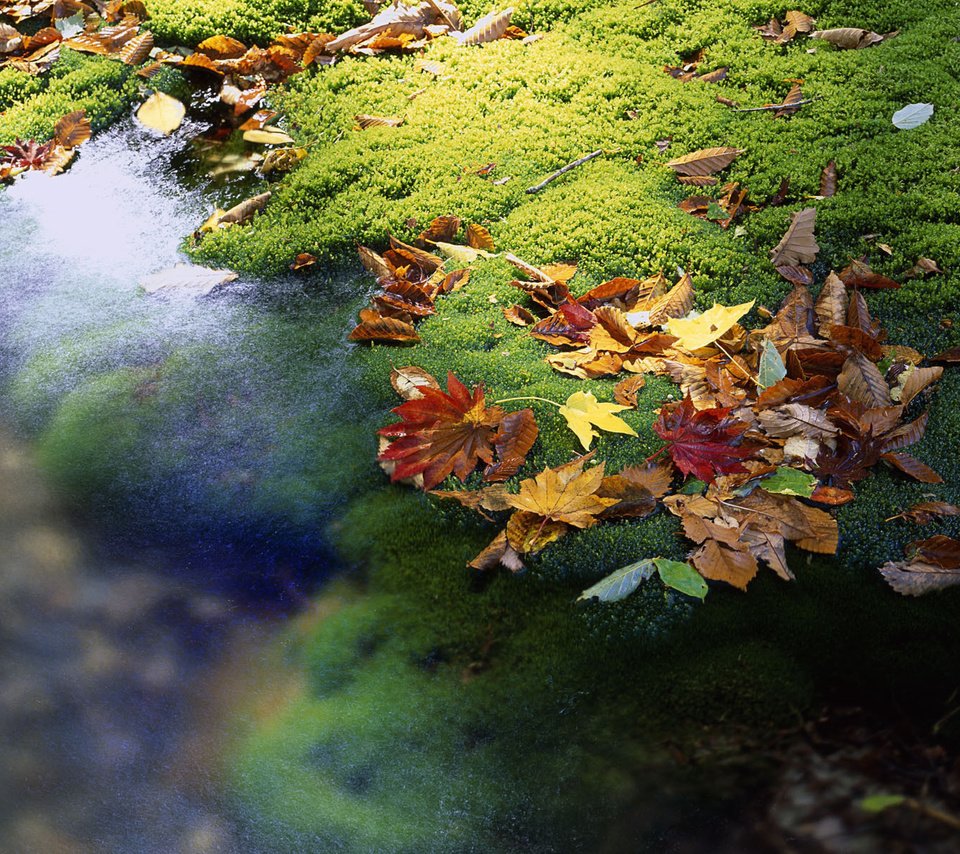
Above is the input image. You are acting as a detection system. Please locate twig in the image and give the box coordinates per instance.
[634,0,660,7]
[526,149,603,194]
[731,98,818,113]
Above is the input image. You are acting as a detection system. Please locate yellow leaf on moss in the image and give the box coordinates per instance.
[558,390,637,450]
[666,300,754,351]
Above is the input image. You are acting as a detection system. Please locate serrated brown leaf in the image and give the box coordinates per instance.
[811,27,884,49]
[647,272,694,326]
[596,475,656,519]
[757,403,839,439]
[357,245,392,279]
[889,501,960,525]
[430,483,513,513]
[828,325,884,361]
[53,110,91,149]
[483,408,538,482]
[838,352,889,407]
[465,222,495,251]
[376,280,436,317]
[820,160,837,197]
[770,207,819,267]
[882,451,942,483]
[619,459,674,499]
[196,34,248,59]
[908,535,960,569]
[355,113,404,128]
[417,215,461,245]
[218,191,271,226]
[839,257,899,289]
[881,412,928,452]
[814,271,847,332]
[456,7,514,45]
[390,366,440,400]
[692,539,758,590]
[880,559,960,596]
[775,83,804,118]
[613,374,646,407]
[118,29,152,65]
[349,314,420,344]
[667,146,742,177]
[756,375,833,409]
[896,366,942,407]
[741,527,793,580]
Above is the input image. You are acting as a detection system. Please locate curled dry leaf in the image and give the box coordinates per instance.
[455,7,514,45]
[770,207,818,267]
[888,501,960,525]
[483,408,539,482]
[390,365,440,400]
[466,222,495,251]
[811,27,884,49]
[290,252,317,271]
[354,114,404,128]
[54,110,91,148]
[882,451,943,483]
[613,374,646,408]
[819,160,836,197]
[503,304,535,326]
[349,314,420,344]
[839,258,899,289]
[667,146,742,177]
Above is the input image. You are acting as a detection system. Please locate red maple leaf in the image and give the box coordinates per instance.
[0,139,53,170]
[379,372,525,490]
[652,395,755,482]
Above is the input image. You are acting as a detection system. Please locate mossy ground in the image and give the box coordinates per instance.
[4,0,960,848]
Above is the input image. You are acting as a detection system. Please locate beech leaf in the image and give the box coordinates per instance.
[136,92,186,134]
[456,7,514,45]
[770,207,819,267]
[666,146,742,177]
[892,103,933,130]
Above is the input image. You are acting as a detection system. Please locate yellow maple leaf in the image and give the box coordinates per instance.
[506,459,618,528]
[665,300,755,351]
[558,390,637,450]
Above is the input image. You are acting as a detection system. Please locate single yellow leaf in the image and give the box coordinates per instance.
[136,91,186,135]
[558,390,637,450]
[666,301,754,351]
[242,128,295,144]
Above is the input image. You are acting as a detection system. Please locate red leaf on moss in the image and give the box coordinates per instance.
[652,395,755,483]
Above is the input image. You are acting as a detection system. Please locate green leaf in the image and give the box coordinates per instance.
[859,794,906,813]
[578,559,656,602]
[679,477,706,495]
[760,466,817,497]
[653,558,708,601]
[758,338,786,389]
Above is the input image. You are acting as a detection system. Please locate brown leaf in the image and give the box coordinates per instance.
[846,290,882,338]
[196,34,248,59]
[775,265,814,286]
[483,408,538,482]
[613,374,646,407]
[667,146,742,177]
[118,29,153,65]
[417,215,461,245]
[388,235,443,275]
[357,245,392,279]
[896,366,942,407]
[578,276,647,311]
[290,252,317,271]
[355,114,404,128]
[889,501,960,525]
[692,539,758,590]
[775,83,804,118]
[619,459,674,499]
[466,222,495,251]
[908,534,960,569]
[503,304,535,326]
[811,27,884,49]
[456,7,514,45]
[430,483,514,514]
[218,191,271,226]
[53,110,91,149]
[882,451,942,483]
[880,559,960,596]
[770,207,819,267]
[505,510,568,554]
[809,484,855,506]
[757,403,839,439]
[596,476,656,519]
[814,271,847,332]
[839,257,899,289]
[819,160,837,197]
[348,314,420,344]
[438,268,470,294]
[756,375,833,409]
[469,530,525,572]
[903,257,942,279]
[837,352,889,407]
[828,325,884,361]
[741,527,793,580]
[390,366,440,400]
[931,347,960,364]
[647,272,694,326]
[376,280,436,317]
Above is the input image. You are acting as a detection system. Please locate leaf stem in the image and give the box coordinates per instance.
[714,341,761,387]
[493,395,562,407]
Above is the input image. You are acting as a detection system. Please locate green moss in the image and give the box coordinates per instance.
[0,50,137,145]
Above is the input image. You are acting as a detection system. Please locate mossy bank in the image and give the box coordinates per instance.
[3,0,960,849]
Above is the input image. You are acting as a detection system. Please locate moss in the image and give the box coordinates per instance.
[0,50,137,145]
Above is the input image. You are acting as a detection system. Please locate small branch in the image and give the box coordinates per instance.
[493,395,561,407]
[526,149,603,194]
[731,98,818,113]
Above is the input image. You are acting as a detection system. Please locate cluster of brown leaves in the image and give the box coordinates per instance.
[0,109,90,178]
[348,216,497,343]
[754,8,895,50]
[755,10,816,44]
[663,48,727,84]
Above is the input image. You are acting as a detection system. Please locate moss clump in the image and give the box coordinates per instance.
[0,50,137,145]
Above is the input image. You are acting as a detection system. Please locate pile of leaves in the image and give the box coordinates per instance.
[0,108,90,177]
[365,219,958,601]
[348,216,500,343]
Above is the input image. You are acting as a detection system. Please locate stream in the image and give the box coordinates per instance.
[0,114,333,853]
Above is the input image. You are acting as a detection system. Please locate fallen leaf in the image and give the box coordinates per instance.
[290,252,317,271]
[882,451,943,483]
[139,263,238,296]
[354,113,404,129]
[456,7,514,45]
[757,466,817,497]
[820,160,836,196]
[507,458,618,528]
[838,353,890,407]
[466,222,495,251]
[770,207,819,267]
[578,559,656,602]
[503,304,535,326]
[666,301,754,351]
[613,374,646,407]
[666,146,742,177]
[652,395,755,482]
[54,110,90,148]
[390,365,440,400]
[483,408,539,482]
[811,27,884,49]
[888,501,960,525]
[348,314,420,344]
[468,530,525,572]
[892,103,934,130]
[692,538,758,590]
[242,128,295,144]
[558,390,637,450]
[136,92,186,134]
[880,559,960,596]
[758,338,787,389]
